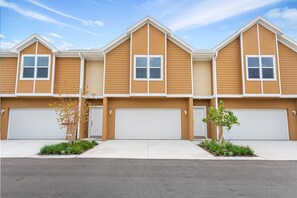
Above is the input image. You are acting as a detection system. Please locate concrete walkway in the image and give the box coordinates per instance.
[78,140,216,159]
[232,141,297,160]
[0,140,65,158]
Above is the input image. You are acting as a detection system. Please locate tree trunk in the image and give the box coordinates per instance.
[219,126,224,143]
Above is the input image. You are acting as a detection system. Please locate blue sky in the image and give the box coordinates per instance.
[1,0,297,50]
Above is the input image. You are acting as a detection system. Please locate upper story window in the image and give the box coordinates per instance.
[135,55,162,80]
[21,55,50,80]
[246,55,276,80]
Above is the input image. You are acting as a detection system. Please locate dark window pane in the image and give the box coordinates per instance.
[37,57,49,67]
[136,57,147,67]
[149,57,161,67]
[261,57,273,67]
[248,68,260,79]
[37,68,48,78]
[262,68,274,79]
[150,68,161,79]
[23,68,34,78]
[136,68,147,78]
[23,57,35,66]
[247,57,259,68]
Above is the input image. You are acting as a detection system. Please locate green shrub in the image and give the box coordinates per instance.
[39,140,98,155]
[200,139,254,156]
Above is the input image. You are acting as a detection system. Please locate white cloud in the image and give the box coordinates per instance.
[48,33,63,38]
[0,0,100,36]
[58,41,74,50]
[0,34,6,39]
[27,0,104,27]
[182,35,190,40]
[265,7,297,41]
[141,0,280,31]
[265,7,297,28]
[41,35,55,43]
[0,40,19,49]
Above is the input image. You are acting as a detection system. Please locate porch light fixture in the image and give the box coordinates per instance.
[184,110,187,115]
[293,110,297,116]
[109,109,112,115]
[1,109,5,115]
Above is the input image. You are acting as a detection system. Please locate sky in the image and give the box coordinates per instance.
[0,0,297,50]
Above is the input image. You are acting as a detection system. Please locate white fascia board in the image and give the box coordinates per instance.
[0,51,18,57]
[193,96,214,99]
[101,33,129,53]
[127,16,171,34]
[168,35,194,53]
[10,33,58,53]
[278,35,297,52]
[212,16,284,52]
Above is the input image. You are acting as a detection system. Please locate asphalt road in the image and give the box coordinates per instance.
[1,158,297,198]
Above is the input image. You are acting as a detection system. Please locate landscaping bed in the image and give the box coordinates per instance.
[40,140,98,155]
[199,139,255,157]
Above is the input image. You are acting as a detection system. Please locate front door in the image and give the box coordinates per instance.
[194,107,207,139]
[88,107,102,138]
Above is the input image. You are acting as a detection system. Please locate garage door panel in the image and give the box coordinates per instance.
[8,109,66,139]
[115,108,181,139]
[224,109,288,140]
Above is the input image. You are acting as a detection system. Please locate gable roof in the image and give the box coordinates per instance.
[212,17,284,52]
[101,16,194,53]
[10,33,58,53]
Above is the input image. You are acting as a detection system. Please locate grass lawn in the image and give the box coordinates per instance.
[40,140,98,155]
[199,139,255,157]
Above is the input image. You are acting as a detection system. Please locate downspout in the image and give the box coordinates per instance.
[77,52,85,139]
[213,51,219,140]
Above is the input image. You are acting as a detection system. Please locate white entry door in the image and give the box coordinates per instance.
[115,108,181,139]
[224,109,289,140]
[88,107,103,138]
[8,108,66,139]
[194,107,207,138]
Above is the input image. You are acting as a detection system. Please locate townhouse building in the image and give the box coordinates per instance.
[1,16,296,140]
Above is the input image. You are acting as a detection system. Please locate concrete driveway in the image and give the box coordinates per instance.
[79,140,216,159]
[232,141,297,160]
[0,140,65,158]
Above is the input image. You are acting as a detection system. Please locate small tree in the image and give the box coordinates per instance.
[202,100,239,142]
[50,86,89,143]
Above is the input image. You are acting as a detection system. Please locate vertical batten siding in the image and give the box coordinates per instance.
[278,42,297,94]
[0,58,17,94]
[193,61,212,96]
[259,24,280,94]
[105,39,130,94]
[54,58,80,94]
[85,61,104,96]
[216,37,242,94]
[167,40,192,94]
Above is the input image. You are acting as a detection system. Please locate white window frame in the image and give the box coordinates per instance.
[246,55,276,81]
[20,54,51,80]
[134,55,163,81]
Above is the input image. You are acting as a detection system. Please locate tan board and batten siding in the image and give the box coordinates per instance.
[242,24,261,94]
[17,42,36,93]
[149,24,165,93]
[193,61,212,96]
[54,58,80,94]
[167,40,192,94]
[259,24,280,94]
[131,25,148,93]
[35,43,53,93]
[0,58,17,94]
[216,37,242,94]
[105,39,130,94]
[278,42,297,94]
[85,61,104,96]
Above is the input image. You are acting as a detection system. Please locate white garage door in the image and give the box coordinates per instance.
[115,108,181,139]
[8,108,66,139]
[224,109,289,140]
